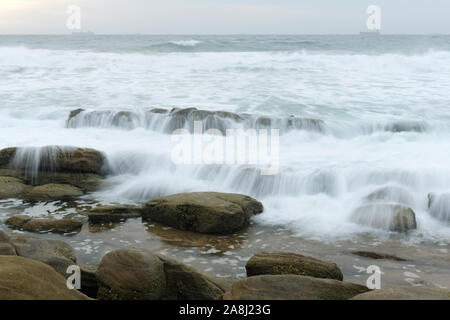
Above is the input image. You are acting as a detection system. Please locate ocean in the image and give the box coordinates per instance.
[0,35,449,286]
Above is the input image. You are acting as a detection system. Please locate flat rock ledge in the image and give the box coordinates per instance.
[141,192,263,234]
[245,252,343,280]
[221,275,370,300]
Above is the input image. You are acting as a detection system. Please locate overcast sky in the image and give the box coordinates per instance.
[0,0,449,34]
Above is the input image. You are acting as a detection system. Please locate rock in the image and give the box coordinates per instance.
[24,183,84,201]
[1,231,77,277]
[0,146,105,174]
[0,147,17,168]
[351,286,450,300]
[87,205,142,224]
[351,251,407,262]
[365,186,414,207]
[26,172,102,192]
[0,176,31,199]
[245,252,343,280]
[0,256,89,300]
[96,247,167,300]
[5,216,83,234]
[0,243,16,255]
[222,275,369,300]
[96,247,227,300]
[428,192,450,222]
[79,263,98,299]
[142,192,263,234]
[158,255,228,300]
[0,169,102,192]
[350,203,417,232]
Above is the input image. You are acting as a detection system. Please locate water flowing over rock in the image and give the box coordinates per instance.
[141,192,264,234]
[1,146,105,176]
[221,275,369,300]
[350,203,417,232]
[66,107,326,134]
[245,252,343,280]
[0,146,105,200]
[96,247,228,300]
[364,186,415,207]
[428,192,450,222]
[0,256,90,300]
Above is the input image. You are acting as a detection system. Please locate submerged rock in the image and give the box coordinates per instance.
[351,251,407,262]
[142,192,263,234]
[87,205,142,224]
[350,203,417,232]
[222,275,369,300]
[351,286,450,300]
[245,252,343,280]
[96,247,227,300]
[0,231,77,277]
[5,216,83,234]
[428,192,450,222]
[0,256,90,300]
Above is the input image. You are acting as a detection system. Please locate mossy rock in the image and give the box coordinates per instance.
[5,216,83,234]
[142,192,263,234]
[222,275,369,300]
[245,252,343,280]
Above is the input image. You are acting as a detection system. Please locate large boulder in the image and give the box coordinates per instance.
[5,216,83,234]
[24,183,84,201]
[0,256,89,300]
[245,252,343,280]
[96,247,167,300]
[0,176,31,199]
[96,247,228,300]
[142,192,263,234]
[428,192,450,222]
[351,286,450,300]
[87,205,142,224]
[0,231,77,277]
[0,146,105,174]
[350,203,417,232]
[222,275,369,300]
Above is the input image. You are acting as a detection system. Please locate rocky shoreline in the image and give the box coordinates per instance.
[0,144,449,300]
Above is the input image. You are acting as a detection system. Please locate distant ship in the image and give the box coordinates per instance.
[71,30,95,36]
[359,30,380,36]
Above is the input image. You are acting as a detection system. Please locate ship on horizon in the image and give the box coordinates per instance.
[359,29,380,36]
[71,30,95,36]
